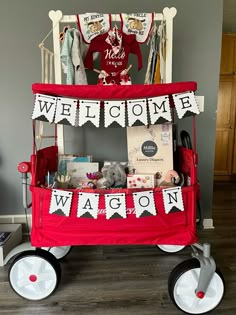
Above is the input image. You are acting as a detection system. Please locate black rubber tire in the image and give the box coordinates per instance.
[8,249,61,300]
[168,258,225,314]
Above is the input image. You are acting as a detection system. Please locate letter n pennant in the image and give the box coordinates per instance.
[49,189,73,216]
[162,187,184,214]
[32,94,57,122]
[77,192,99,219]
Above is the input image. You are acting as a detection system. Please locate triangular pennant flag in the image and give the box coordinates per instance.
[172,91,200,119]
[32,94,57,122]
[55,97,78,126]
[132,190,156,218]
[49,189,73,217]
[77,192,99,219]
[104,100,126,127]
[148,96,171,124]
[162,187,184,214]
[127,98,148,126]
[78,100,100,127]
[105,193,126,219]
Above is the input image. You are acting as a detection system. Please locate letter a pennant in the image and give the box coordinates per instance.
[162,187,184,214]
[77,192,99,219]
[49,189,73,216]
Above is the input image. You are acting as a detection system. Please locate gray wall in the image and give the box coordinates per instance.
[0,0,223,219]
[223,0,236,32]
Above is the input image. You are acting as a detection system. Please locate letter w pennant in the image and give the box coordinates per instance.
[49,189,73,216]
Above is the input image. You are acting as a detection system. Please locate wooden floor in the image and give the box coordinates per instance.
[0,182,235,315]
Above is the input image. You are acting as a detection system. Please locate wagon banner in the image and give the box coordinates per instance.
[49,188,184,219]
[32,91,200,127]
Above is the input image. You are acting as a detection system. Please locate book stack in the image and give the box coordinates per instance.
[0,232,11,246]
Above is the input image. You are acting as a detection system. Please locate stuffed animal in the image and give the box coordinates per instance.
[159,170,181,187]
[97,162,127,188]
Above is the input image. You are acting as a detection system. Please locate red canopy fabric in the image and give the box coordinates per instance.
[32,81,197,101]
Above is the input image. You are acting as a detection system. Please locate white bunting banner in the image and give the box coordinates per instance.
[105,193,126,219]
[172,91,200,119]
[78,100,100,127]
[127,98,148,126]
[32,94,57,122]
[55,97,78,126]
[132,190,156,218]
[49,189,73,216]
[148,96,172,124]
[162,187,184,214]
[104,100,126,127]
[77,192,99,219]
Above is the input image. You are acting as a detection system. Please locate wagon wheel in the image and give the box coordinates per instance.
[156,244,185,253]
[8,249,61,300]
[42,246,72,260]
[168,258,225,314]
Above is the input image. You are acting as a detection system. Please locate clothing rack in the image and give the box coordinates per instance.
[46,8,177,154]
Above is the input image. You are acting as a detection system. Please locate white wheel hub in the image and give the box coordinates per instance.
[174,268,224,314]
[9,255,57,300]
[158,244,185,253]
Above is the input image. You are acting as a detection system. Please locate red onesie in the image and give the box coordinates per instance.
[84,31,143,75]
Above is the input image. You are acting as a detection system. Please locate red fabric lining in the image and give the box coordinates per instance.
[30,185,198,247]
[32,82,197,101]
[29,146,198,247]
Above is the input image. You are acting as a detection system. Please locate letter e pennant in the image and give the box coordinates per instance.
[172,91,200,119]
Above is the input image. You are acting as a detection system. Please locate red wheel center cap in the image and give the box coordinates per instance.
[29,274,37,282]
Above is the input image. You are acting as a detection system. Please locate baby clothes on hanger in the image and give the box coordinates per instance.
[77,13,111,44]
[61,28,88,85]
[84,27,143,84]
[120,13,154,43]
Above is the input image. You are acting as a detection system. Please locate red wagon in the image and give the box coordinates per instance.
[5,82,224,314]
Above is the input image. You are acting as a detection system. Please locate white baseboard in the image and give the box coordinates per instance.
[0,215,32,231]
[203,218,215,229]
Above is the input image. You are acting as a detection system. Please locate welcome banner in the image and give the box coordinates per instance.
[32,91,200,127]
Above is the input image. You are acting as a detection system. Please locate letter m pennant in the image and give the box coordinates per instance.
[49,189,73,216]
